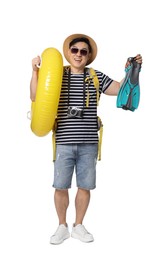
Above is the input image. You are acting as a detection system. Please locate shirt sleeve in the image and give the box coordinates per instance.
[95,69,113,93]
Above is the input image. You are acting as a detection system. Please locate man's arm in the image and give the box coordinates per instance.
[30,56,41,101]
[104,54,142,96]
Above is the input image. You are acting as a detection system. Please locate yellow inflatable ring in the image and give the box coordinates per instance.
[31,47,63,137]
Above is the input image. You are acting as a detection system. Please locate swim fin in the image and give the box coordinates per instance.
[116,57,141,111]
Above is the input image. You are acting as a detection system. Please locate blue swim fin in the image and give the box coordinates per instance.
[116,57,141,111]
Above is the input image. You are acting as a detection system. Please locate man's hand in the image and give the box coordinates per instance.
[125,54,143,68]
[32,56,41,71]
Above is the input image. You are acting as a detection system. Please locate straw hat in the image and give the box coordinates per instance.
[63,33,97,65]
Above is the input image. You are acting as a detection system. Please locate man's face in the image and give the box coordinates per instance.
[68,41,91,70]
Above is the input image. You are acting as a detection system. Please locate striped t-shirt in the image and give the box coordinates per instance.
[55,67,113,144]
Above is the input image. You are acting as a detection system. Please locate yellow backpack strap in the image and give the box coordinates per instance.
[89,68,99,88]
[64,65,70,74]
[52,119,57,162]
[89,68,100,105]
[88,69,103,160]
[85,68,100,106]
[97,116,103,161]
[85,68,103,160]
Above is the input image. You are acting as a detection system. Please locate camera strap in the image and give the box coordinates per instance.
[67,68,87,110]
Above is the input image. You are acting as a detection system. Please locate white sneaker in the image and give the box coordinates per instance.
[71,224,94,242]
[50,224,70,245]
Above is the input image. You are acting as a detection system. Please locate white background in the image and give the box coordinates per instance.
[0,0,168,259]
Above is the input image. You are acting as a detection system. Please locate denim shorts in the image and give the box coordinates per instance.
[53,143,98,190]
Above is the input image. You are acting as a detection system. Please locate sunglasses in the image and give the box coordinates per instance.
[70,47,88,56]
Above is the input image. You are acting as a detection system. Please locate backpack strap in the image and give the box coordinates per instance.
[85,68,100,106]
[97,116,103,161]
[52,119,57,161]
[86,68,103,160]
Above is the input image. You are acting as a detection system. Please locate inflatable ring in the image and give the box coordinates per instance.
[30,47,63,137]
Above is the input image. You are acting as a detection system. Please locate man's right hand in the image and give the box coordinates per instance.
[32,56,41,71]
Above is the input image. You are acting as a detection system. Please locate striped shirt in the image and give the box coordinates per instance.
[55,67,113,144]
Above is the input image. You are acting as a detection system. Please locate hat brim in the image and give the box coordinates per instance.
[63,33,97,66]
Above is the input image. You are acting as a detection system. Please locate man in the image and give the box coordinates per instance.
[30,33,142,245]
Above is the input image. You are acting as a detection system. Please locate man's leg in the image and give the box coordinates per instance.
[74,188,90,225]
[50,189,70,245]
[71,188,94,242]
[54,189,69,225]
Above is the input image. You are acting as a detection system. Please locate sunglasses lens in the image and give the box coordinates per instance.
[71,48,78,54]
[70,48,88,56]
[80,49,88,56]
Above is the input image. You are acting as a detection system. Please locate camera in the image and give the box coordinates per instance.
[67,106,83,118]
